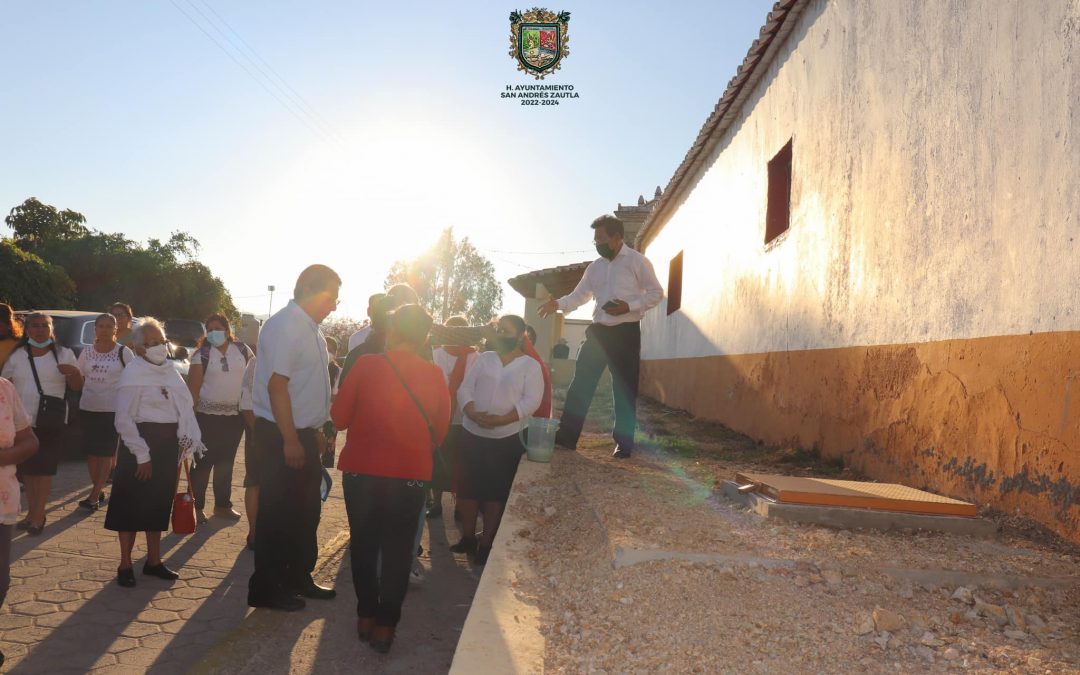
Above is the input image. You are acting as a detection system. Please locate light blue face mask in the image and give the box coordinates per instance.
[206,330,227,347]
[27,338,53,349]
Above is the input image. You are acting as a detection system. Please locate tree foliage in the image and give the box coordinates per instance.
[0,240,76,309]
[5,197,89,248]
[320,316,366,358]
[3,197,236,320]
[384,228,502,324]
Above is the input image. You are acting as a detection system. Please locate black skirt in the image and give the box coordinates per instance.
[457,429,524,503]
[81,410,120,458]
[104,423,180,533]
[17,425,62,477]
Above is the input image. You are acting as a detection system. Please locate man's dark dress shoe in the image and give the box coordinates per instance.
[297,582,336,600]
[143,562,180,580]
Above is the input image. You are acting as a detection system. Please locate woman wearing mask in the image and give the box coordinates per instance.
[76,314,134,511]
[455,315,544,565]
[186,314,252,524]
[105,318,207,587]
[0,304,21,372]
[1,313,83,535]
[0,374,39,669]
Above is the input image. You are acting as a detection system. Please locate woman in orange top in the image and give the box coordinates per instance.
[331,304,450,655]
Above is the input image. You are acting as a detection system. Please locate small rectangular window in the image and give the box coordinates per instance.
[765,138,793,245]
[667,251,684,315]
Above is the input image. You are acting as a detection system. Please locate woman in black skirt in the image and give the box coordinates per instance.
[455,315,545,565]
[105,318,208,588]
[76,314,133,510]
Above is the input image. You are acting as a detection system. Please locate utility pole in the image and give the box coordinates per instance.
[267,285,275,317]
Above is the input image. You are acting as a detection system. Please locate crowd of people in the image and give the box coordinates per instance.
[0,213,663,661]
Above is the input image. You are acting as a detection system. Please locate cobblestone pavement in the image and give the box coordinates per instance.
[1,439,476,674]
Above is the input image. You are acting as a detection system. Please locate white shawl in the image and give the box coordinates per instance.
[118,356,207,463]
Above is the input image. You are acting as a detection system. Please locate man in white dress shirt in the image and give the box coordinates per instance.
[539,215,663,458]
[248,264,340,611]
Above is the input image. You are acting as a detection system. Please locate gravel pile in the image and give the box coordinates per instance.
[508,403,1080,673]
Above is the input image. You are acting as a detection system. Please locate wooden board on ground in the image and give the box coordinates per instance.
[735,472,977,517]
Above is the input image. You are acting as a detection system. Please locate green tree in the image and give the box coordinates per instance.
[384,227,502,324]
[0,240,76,309]
[5,197,89,249]
[4,198,237,319]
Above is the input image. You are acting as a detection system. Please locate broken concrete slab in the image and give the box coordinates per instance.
[720,480,998,538]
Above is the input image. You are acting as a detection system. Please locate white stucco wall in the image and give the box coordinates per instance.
[641,0,1080,361]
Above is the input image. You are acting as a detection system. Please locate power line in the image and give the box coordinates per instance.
[198,0,345,145]
[169,0,338,147]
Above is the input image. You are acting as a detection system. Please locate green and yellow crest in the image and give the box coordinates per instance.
[509,8,570,80]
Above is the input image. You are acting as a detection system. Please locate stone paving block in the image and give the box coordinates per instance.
[108,636,141,653]
[173,586,213,600]
[117,646,168,667]
[33,611,69,628]
[136,608,179,624]
[138,632,174,650]
[10,565,46,578]
[0,613,34,630]
[59,578,102,593]
[35,588,81,603]
[151,596,197,613]
[161,619,188,634]
[10,600,59,616]
[4,625,53,644]
[79,568,118,582]
[120,622,162,639]
[187,577,222,589]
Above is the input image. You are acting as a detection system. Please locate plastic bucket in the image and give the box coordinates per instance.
[519,416,559,463]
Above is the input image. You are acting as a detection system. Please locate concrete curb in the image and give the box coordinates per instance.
[187,529,352,674]
[449,458,549,675]
[720,480,999,538]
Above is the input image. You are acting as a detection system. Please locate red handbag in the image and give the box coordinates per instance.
[172,460,197,535]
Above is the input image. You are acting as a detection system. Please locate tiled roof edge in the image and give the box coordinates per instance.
[635,0,811,251]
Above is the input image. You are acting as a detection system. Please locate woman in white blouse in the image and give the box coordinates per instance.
[76,314,133,511]
[186,314,252,524]
[104,318,207,588]
[455,315,544,565]
[0,313,83,536]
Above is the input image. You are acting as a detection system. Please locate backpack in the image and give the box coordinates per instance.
[196,341,252,370]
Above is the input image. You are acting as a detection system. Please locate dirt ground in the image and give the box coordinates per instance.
[515,393,1080,673]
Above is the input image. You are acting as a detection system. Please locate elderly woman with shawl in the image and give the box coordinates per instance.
[104,318,207,588]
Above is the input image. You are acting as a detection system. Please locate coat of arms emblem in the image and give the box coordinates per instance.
[509,8,570,80]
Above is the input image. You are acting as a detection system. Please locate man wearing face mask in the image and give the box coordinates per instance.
[248,264,341,612]
[538,215,663,458]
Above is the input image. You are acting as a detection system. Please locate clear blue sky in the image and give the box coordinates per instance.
[1,0,774,320]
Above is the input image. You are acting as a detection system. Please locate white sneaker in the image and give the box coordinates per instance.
[409,561,425,586]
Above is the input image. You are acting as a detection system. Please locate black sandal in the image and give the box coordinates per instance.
[449,536,477,554]
[117,567,136,588]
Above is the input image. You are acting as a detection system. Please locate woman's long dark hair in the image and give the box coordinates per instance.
[0,303,23,340]
[195,313,233,351]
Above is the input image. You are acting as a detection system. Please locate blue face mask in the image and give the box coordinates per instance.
[206,330,227,347]
[28,338,53,349]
